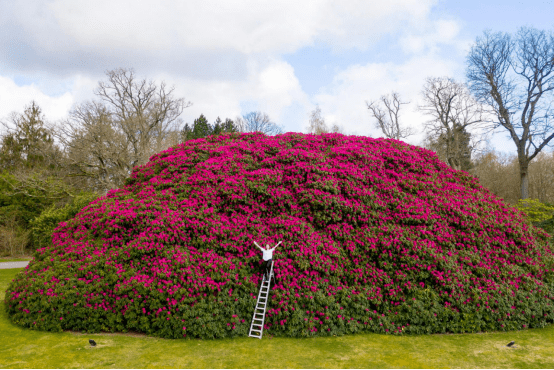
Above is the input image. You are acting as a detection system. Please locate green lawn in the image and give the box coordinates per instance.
[1,268,554,369]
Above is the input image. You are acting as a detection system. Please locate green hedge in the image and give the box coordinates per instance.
[30,192,99,249]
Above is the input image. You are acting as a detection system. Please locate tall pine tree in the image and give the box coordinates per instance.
[191,114,212,140]
[181,115,240,142]
[425,123,475,172]
[0,100,59,171]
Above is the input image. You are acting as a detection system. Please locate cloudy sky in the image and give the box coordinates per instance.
[1,0,553,158]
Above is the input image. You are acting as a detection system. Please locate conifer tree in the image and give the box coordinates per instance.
[434,123,475,172]
[191,114,212,140]
[181,115,239,142]
[0,100,60,171]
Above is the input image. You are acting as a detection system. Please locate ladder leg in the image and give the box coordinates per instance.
[249,260,275,339]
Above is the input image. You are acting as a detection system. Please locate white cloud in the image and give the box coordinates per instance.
[0,75,74,128]
[0,58,307,133]
[399,18,471,56]
[5,0,517,155]
[37,0,439,55]
[0,0,448,132]
[163,58,310,129]
[313,56,464,144]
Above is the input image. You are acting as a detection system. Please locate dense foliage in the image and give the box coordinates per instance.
[30,192,100,249]
[0,100,76,254]
[5,132,554,339]
[515,198,554,227]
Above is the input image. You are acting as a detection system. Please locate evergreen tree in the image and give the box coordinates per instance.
[191,114,212,140]
[212,117,224,136]
[427,123,475,172]
[0,100,60,171]
[180,122,194,142]
[213,117,239,136]
[0,101,77,253]
[221,118,238,133]
[181,115,240,143]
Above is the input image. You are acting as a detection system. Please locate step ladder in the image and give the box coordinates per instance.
[248,260,275,339]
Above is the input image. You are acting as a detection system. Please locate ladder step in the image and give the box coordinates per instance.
[248,259,275,339]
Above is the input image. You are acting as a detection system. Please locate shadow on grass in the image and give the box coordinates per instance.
[1,268,554,369]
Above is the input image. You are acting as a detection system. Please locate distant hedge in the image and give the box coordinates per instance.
[30,192,99,249]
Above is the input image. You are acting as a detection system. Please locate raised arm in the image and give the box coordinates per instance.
[253,241,264,251]
[270,241,282,251]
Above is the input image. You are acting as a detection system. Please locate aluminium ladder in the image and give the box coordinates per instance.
[248,260,275,339]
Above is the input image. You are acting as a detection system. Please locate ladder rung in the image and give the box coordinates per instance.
[249,259,276,339]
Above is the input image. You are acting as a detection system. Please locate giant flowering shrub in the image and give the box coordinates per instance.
[5,132,554,339]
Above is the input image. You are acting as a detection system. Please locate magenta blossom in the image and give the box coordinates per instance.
[5,131,554,339]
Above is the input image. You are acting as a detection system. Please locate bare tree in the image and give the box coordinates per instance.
[469,147,554,208]
[528,150,554,203]
[366,92,415,140]
[54,101,130,192]
[305,106,346,135]
[470,148,522,204]
[466,27,554,199]
[417,77,492,171]
[306,106,327,135]
[235,111,285,136]
[51,68,192,192]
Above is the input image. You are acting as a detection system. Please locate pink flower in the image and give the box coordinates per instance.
[8,132,552,340]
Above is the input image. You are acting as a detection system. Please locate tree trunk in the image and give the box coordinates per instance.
[519,159,530,200]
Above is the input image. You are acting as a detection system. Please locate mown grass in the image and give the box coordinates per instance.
[1,268,554,369]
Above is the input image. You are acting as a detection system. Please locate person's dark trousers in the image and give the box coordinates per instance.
[261,259,272,280]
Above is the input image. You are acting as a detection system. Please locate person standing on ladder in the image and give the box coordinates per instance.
[254,241,281,283]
